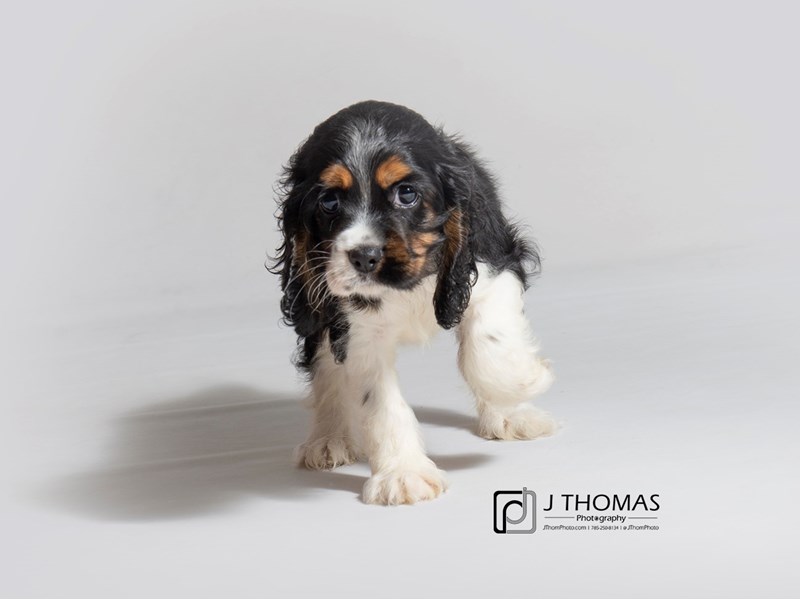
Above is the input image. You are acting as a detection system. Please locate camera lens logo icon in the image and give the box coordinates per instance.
[494,488,536,534]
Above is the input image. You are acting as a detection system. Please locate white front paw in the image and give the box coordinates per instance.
[363,461,448,505]
[296,435,358,470]
[478,403,558,441]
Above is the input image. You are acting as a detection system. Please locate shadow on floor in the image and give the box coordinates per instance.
[44,384,487,521]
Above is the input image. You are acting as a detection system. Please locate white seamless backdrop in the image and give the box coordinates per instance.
[1,1,798,598]
[3,1,797,324]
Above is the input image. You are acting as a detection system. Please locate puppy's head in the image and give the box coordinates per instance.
[274,101,475,342]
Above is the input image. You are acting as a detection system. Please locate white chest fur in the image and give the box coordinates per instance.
[346,275,440,347]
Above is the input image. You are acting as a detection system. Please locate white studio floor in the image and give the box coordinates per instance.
[2,242,798,598]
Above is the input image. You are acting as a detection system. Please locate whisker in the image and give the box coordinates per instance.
[309,271,330,310]
[282,254,331,290]
[288,266,331,317]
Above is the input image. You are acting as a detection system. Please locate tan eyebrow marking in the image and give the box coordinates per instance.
[375,155,413,189]
[319,163,353,189]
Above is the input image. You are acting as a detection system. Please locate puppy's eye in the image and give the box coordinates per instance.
[393,184,419,208]
[319,190,340,214]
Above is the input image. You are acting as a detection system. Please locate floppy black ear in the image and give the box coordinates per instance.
[270,176,328,367]
[433,136,478,329]
[272,182,315,334]
[271,170,350,371]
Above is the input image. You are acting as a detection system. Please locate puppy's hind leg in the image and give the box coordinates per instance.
[295,340,359,470]
[457,268,556,441]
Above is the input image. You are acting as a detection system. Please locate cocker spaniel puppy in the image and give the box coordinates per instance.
[273,101,555,505]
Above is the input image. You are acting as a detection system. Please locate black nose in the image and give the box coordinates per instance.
[348,245,383,274]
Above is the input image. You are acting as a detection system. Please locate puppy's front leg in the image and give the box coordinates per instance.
[296,342,358,470]
[458,269,557,440]
[358,356,447,505]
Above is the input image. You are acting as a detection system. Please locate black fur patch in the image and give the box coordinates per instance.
[350,295,382,312]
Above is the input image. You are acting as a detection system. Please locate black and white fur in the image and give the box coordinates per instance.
[272,101,554,505]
